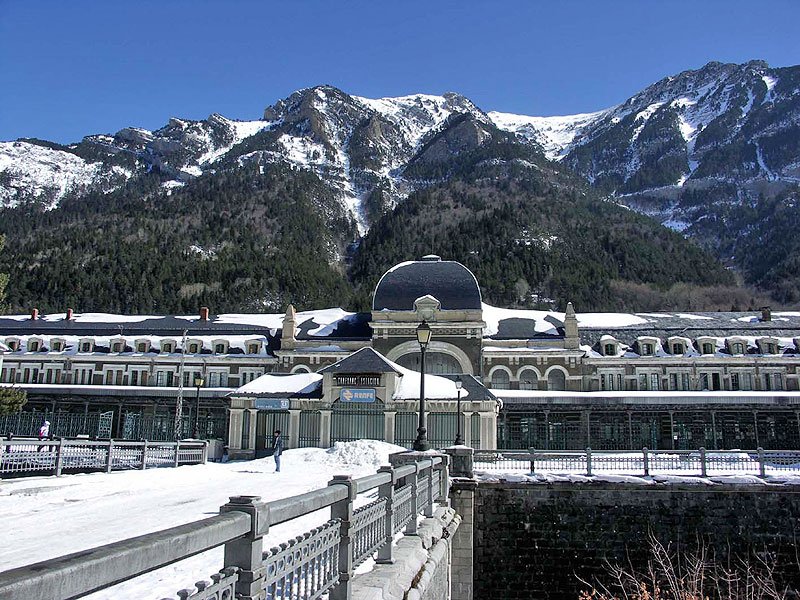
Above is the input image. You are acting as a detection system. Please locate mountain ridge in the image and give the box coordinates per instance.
[1,60,798,310]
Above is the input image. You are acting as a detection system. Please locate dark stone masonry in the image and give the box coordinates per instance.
[470,482,800,599]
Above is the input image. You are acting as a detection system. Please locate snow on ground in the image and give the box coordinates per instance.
[0,440,404,600]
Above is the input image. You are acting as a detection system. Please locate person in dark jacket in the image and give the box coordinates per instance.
[271,430,284,472]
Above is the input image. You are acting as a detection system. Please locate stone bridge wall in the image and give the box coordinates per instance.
[459,481,800,599]
[352,506,460,600]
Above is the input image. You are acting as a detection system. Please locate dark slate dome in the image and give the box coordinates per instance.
[373,256,482,311]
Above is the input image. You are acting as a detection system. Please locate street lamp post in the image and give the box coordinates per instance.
[193,376,204,439]
[454,375,464,445]
[413,321,432,451]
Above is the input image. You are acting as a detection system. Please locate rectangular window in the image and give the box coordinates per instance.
[698,373,709,391]
[774,374,784,391]
[650,373,660,391]
[731,373,740,391]
[241,410,251,450]
[638,374,648,390]
[130,370,139,386]
[741,373,753,391]
[681,373,690,390]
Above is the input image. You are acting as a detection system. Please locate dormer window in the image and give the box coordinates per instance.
[79,339,94,353]
[135,340,150,353]
[246,341,261,354]
[640,343,654,356]
[672,343,684,354]
[161,340,176,354]
[28,340,40,352]
[601,337,619,356]
[213,341,228,354]
[111,339,125,353]
[702,343,714,355]
[5,339,19,351]
[51,339,65,352]
[188,342,200,354]
[758,338,780,355]
[729,341,746,355]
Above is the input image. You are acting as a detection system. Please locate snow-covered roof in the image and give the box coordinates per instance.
[233,373,323,397]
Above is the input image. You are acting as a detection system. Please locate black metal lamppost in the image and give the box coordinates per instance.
[193,376,204,439]
[412,321,432,451]
[454,375,464,445]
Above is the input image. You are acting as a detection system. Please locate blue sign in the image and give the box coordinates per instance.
[340,388,376,403]
[254,398,290,410]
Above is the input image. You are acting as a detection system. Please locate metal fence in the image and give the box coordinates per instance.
[473,448,800,478]
[0,452,448,600]
[0,438,207,477]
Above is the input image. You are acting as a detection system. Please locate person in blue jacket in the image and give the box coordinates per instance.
[271,429,284,472]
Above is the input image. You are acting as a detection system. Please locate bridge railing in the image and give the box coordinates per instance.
[0,452,449,600]
[0,437,207,477]
[472,448,800,478]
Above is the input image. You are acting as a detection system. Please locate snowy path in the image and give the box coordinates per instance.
[0,441,403,600]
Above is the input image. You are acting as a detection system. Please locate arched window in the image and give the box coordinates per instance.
[490,369,510,390]
[547,369,566,391]
[519,370,538,390]
[396,352,462,375]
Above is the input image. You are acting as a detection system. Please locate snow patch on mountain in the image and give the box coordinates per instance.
[488,110,607,160]
[355,93,487,149]
[197,118,274,166]
[0,141,102,208]
[631,102,665,141]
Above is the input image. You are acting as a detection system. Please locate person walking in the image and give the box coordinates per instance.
[37,420,50,452]
[271,429,284,473]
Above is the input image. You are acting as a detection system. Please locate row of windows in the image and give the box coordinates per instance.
[597,371,785,392]
[490,369,566,390]
[0,366,264,387]
[4,338,264,355]
[602,337,795,357]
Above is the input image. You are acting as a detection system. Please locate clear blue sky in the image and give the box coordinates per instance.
[1,0,798,144]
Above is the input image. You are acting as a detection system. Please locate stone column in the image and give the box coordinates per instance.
[320,409,332,448]
[246,409,257,453]
[228,409,243,450]
[288,409,301,449]
[449,479,477,600]
[384,411,396,444]
[479,411,497,450]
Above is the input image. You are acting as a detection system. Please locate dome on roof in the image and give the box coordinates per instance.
[373,256,482,311]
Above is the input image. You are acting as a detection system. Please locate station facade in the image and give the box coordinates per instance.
[2,255,800,454]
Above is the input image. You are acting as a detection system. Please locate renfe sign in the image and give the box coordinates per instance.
[254,398,290,410]
[340,388,376,403]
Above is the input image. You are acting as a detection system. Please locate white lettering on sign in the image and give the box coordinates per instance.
[340,388,376,403]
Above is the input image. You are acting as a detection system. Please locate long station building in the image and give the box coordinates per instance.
[1,255,799,456]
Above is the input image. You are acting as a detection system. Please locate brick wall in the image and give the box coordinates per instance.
[469,482,800,599]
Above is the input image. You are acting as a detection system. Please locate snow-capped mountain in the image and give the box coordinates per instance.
[490,61,800,235]
[1,61,798,239]
[0,87,490,232]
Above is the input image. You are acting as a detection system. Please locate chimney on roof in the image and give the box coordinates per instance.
[761,306,772,322]
[66,308,74,321]
[564,302,580,350]
[200,306,209,321]
[282,304,297,349]
[31,308,39,321]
